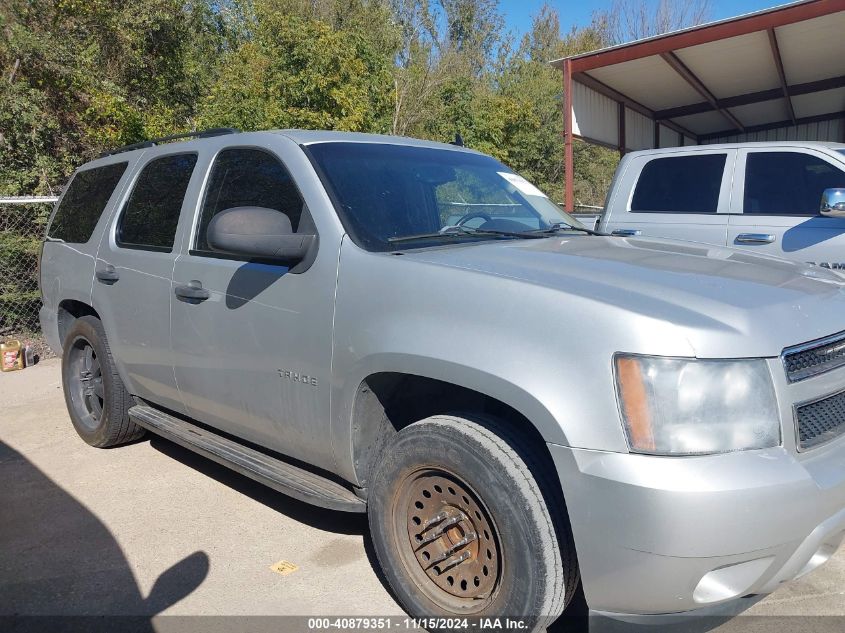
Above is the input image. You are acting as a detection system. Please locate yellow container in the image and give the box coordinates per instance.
[1,339,24,372]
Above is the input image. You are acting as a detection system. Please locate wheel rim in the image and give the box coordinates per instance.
[394,468,502,612]
[67,336,105,430]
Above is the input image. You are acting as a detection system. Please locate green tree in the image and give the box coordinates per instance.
[0,0,232,195]
[198,11,395,132]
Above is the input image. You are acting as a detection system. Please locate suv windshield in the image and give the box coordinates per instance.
[307,142,579,251]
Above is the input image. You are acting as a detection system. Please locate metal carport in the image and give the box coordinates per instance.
[551,0,845,211]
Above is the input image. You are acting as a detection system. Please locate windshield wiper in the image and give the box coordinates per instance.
[526,222,607,237]
[388,225,546,244]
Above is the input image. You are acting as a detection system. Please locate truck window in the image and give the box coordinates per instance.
[48,162,128,243]
[195,148,304,253]
[631,154,726,214]
[116,153,198,252]
[744,152,845,216]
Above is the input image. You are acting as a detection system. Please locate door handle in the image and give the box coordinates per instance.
[95,264,119,284]
[174,280,210,303]
[735,233,775,245]
[611,229,642,237]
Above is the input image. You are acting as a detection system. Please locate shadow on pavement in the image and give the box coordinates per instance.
[149,436,369,536]
[148,436,400,611]
[0,440,209,631]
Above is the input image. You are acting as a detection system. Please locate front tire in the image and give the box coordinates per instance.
[368,414,577,630]
[62,315,145,447]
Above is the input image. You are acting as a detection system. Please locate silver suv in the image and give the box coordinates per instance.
[40,129,845,627]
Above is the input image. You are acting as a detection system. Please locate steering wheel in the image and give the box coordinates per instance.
[456,211,493,227]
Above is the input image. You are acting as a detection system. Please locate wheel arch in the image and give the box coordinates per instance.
[57,299,101,348]
[339,362,568,492]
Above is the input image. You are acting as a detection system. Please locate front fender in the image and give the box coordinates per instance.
[330,353,569,484]
[328,238,635,485]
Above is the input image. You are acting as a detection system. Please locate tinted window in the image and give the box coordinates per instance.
[49,162,128,243]
[436,169,545,230]
[307,142,571,251]
[744,152,845,215]
[117,153,197,251]
[631,154,726,213]
[196,148,303,252]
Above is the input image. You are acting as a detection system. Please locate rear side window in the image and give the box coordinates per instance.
[49,162,128,243]
[195,148,303,253]
[117,153,198,251]
[744,152,845,216]
[631,154,726,214]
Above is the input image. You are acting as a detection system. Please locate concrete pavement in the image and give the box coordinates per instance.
[1,359,843,629]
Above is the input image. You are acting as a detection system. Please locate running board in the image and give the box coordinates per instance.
[129,405,365,513]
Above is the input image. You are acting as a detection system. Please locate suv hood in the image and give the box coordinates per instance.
[401,235,845,358]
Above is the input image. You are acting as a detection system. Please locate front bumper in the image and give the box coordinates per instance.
[549,439,845,615]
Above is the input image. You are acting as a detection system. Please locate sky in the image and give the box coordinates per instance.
[498,0,791,39]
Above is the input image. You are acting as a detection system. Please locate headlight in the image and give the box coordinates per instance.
[614,355,780,455]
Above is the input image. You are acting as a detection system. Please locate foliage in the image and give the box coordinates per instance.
[0,204,49,332]
[198,11,396,132]
[0,0,707,331]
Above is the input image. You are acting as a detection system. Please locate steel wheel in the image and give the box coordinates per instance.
[393,467,502,613]
[66,335,105,431]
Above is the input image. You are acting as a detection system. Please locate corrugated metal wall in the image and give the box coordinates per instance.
[572,80,844,150]
[625,109,652,151]
[572,82,618,147]
[658,124,679,148]
[703,118,844,144]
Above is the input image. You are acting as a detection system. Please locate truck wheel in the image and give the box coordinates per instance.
[368,414,577,630]
[61,315,145,447]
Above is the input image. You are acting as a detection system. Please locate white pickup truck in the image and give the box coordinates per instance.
[598,142,845,268]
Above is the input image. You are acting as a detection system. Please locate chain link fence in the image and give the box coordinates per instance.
[1,199,56,358]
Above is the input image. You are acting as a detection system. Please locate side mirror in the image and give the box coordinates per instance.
[820,189,845,217]
[207,206,315,261]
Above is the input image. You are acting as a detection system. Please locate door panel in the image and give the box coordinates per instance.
[727,214,845,264]
[728,149,845,265]
[603,150,735,247]
[93,152,199,414]
[170,256,335,462]
[169,146,337,470]
[605,215,729,245]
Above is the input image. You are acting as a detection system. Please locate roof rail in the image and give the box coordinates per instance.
[99,127,241,157]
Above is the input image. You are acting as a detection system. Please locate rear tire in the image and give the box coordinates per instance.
[368,414,578,631]
[61,315,145,447]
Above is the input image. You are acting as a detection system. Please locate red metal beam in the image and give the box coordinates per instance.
[618,102,627,156]
[660,52,745,132]
[699,109,845,141]
[574,72,698,140]
[653,74,845,120]
[767,28,797,124]
[564,58,574,212]
[560,0,845,74]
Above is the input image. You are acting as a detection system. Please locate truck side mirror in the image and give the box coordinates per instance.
[820,189,845,218]
[207,206,315,262]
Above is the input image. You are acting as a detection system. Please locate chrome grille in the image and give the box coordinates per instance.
[782,331,845,382]
[795,390,845,450]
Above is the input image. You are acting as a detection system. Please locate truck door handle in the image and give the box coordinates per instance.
[174,280,210,303]
[611,229,642,237]
[735,233,775,245]
[95,264,119,284]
